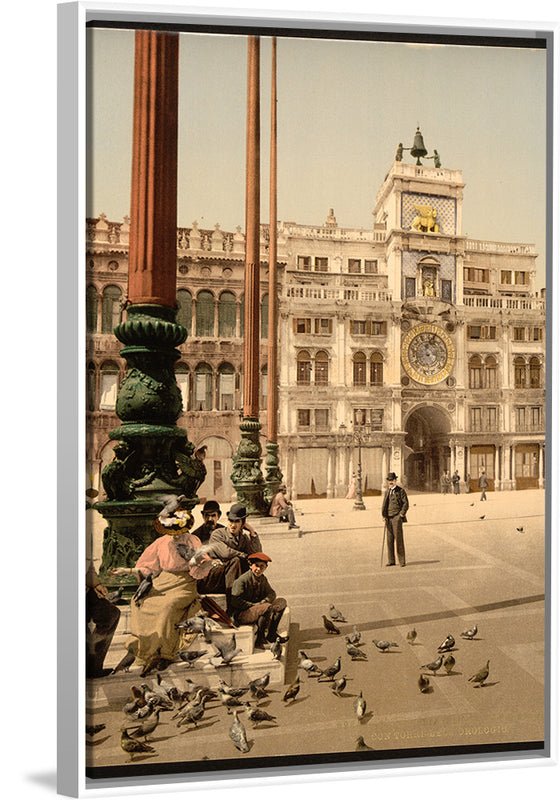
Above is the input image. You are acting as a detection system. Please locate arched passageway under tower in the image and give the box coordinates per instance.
[403,404,453,491]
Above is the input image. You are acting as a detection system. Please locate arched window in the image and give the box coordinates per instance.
[261,294,269,339]
[529,357,541,389]
[261,365,268,410]
[99,361,119,410]
[218,363,235,410]
[218,292,236,338]
[195,363,213,410]
[469,355,483,389]
[101,286,122,334]
[175,363,190,412]
[353,352,367,386]
[314,350,329,385]
[87,362,96,411]
[296,350,311,385]
[370,352,383,386]
[196,291,214,337]
[485,355,497,389]
[514,356,526,389]
[177,289,192,333]
[86,286,98,333]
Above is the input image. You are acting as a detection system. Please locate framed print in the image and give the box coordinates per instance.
[57,2,558,796]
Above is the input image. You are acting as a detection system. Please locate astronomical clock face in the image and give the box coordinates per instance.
[401,324,455,385]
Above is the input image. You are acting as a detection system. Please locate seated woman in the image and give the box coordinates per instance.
[110,504,214,672]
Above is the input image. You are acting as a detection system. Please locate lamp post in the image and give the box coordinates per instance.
[352,420,369,511]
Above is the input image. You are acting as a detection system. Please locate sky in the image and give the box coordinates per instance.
[87,26,548,288]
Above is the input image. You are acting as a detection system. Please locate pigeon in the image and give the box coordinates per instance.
[127,709,161,741]
[243,703,277,727]
[270,638,283,661]
[322,615,340,635]
[332,675,347,696]
[219,691,246,713]
[276,631,290,645]
[212,633,237,661]
[158,493,187,518]
[347,626,362,646]
[155,672,176,698]
[176,702,205,728]
[479,515,486,520]
[140,648,163,678]
[418,674,431,693]
[282,676,301,703]
[443,654,456,674]
[177,649,208,666]
[406,628,417,645]
[173,689,206,717]
[249,684,269,701]
[318,657,341,681]
[355,736,375,751]
[468,660,490,687]
[516,526,524,532]
[461,625,478,640]
[298,651,323,676]
[175,613,209,633]
[354,691,367,720]
[249,673,271,691]
[175,541,196,563]
[346,641,368,660]
[470,502,475,506]
[120,729,155,759]
[107,586,124,603]
[210,646,243,667]
[329,604,347,623]
[133,572,154,606]
[112,647,136,675]
[218,680,249,698]
[372,639,398,653]
[437,634,455,652]
[140,683,174,710]
[420,655,444,675]
[229,710,250,753]
[86,723,106,736]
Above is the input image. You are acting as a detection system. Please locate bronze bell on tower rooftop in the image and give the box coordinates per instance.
[410,126,428,165]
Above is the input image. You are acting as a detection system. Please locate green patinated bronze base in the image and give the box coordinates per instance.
[264,441,283,505]
[94,498,163,581]
[231,417,268,516]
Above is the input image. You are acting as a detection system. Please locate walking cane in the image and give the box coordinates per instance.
[380,520,387,568]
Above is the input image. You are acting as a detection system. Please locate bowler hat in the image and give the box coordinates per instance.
[202,500,221,514]
[248,552,272,563]
[227,502,247,521]
[386,472,398,481]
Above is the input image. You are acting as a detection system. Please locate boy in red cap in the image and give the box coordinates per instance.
[229,552,287,649]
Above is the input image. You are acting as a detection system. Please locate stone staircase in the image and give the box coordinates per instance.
[87,594,291,711]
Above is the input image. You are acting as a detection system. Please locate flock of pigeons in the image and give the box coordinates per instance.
[88,602,491,761]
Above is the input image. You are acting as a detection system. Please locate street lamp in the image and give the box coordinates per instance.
[352,419,370,511]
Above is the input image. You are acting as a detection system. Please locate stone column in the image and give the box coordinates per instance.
[231,36,267,515]
[94,32,205,580]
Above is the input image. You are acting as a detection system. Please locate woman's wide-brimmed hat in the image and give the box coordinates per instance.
[153,508,194,537]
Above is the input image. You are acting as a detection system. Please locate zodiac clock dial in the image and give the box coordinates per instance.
[401,324,455,385]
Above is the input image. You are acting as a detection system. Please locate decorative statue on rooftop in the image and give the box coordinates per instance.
[432,149,441,168]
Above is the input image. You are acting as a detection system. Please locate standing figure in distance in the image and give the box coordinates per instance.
[478,470,489,501]
[381,472,409,568]
[452,470,461,495]
[269,485,299,530]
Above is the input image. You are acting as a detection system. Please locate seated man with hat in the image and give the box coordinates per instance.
[230,552,287,649]
[269,485,299,529]
[191,500,243,601]
[198,502,263,612]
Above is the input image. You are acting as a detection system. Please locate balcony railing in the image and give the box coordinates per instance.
[466,239,535,255]
[464,296,545,311]
[286,286,391,302]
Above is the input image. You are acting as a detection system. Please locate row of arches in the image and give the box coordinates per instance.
[87,360,269,414]
[86,285,270,339]
[296,350,384,386]
[468,354,542,390]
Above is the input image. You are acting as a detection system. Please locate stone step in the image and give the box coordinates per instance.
[254,517,303,538]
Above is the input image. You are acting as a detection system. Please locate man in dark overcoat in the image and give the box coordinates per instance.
[381,471,409,568]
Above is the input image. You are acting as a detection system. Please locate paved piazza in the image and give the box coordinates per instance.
[86,489,546,776]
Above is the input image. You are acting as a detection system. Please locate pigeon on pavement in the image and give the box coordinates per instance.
[243,703,277,727]
[282,676,301,703]
[112,647,136,675]
[406,628,417,645]
[443,654,456,674]
[218,680,248,698]
[230,710,250,752]
[461,625,478,639]
[372,639,398,653]
[418,674,431,693]
[298,651,323,676]
[322,615,340,635]
[346,641,368,660]
[468,660,490,687]
[332,675,347,696]
[329,604,347,623]
[354,691,367,719]
[437,634,455,652]
[107,586,124,603]
[318,657,341,681]
[347,626,362,646]
[127,709,161,741]
[120,729,155,759]
[177,649,208,666]
[420,655,444,675]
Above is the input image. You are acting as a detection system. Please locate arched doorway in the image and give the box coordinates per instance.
[403,404,453,491]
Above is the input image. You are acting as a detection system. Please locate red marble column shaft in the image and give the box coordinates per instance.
[243,36,261,418]
[267,37,278,441]
[128,31,179,308]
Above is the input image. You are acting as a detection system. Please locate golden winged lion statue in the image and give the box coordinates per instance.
[410,204,439,233]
